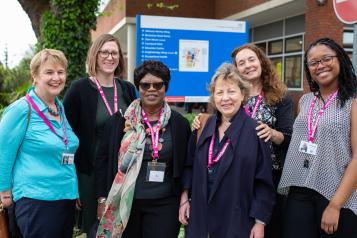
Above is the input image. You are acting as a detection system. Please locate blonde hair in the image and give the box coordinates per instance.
[86,34,125,77]
[209,63,251,109]
[30,49,68,77]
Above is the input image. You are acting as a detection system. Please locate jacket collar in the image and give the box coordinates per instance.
[197,107,250,202]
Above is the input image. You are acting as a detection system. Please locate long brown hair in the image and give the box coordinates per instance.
[231,44,287,106]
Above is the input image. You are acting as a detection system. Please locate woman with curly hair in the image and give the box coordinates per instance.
[278,38,357,238]
[231,44,294,238]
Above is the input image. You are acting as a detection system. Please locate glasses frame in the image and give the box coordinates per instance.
[139,82,166,91]
[307,55,337,69]
[98,50,119,59]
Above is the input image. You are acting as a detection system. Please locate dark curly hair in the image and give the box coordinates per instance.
[134,60,170,92]
[304,38,357,107]
[231,44,287,106]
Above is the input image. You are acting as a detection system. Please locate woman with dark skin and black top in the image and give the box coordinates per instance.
[96,60,191,238]
[63,34,136,237]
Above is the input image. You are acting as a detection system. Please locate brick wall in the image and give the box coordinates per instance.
[214,0,267,18]
[304,0,344,92]
[91,0,126,40]
[126,0,214,19]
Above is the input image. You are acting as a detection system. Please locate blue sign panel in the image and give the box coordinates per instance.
[136,15,248,102]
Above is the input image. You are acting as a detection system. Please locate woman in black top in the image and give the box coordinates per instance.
[96,60,191,238]
[63,34,136,237]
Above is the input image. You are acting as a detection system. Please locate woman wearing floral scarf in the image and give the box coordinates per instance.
[96,60,191,238]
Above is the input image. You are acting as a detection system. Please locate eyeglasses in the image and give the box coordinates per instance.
[139,82,166,91]
[307,55,337,69]
[98,51,119,59]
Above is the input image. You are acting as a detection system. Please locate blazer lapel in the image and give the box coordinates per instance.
[196,115,216,203]
[208,108,247,203]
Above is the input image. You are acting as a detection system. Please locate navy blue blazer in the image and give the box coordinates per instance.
[182,108,275,238]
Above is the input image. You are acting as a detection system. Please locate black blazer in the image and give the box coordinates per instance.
[183,108,275,238]
[63,77,136,175]
[95,109,191,198]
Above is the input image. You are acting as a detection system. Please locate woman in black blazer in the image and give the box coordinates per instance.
[180,63,275,238]
[63,34,136,237]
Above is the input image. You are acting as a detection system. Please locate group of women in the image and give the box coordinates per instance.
[0,33,356,238]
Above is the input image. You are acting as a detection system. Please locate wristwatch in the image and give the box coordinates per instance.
[97,197,107,204]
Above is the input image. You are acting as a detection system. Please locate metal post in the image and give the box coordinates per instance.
[353,23,357,72]
[127,24,136,84]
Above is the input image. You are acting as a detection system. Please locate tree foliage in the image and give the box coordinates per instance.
[0,57,32,115]
[38,0,99,89]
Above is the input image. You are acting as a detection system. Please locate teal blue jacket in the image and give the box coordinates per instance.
[0,88,79,201]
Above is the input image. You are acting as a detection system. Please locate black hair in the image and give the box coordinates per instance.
[304,38,357,107]
[134,60,170,92]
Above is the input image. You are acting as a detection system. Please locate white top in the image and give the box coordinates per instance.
[278,93,357,215]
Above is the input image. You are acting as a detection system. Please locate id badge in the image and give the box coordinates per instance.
[62,153,74,165]
[299,140,317,156]
[146,161,166,182]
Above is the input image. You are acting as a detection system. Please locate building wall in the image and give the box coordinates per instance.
[304,0,344,92]
[93,0,215,40]
[214,0,267,19]
[92,0,126,40]
[126,0,214,19]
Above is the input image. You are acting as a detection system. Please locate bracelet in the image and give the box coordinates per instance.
[1,195,12,199]
[97,197,107,204]
[180,199,190,207]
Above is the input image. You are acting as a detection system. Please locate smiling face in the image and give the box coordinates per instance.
[306,44,340,90]
[96,41,120,76]
[139,73,166,110]
[213,77,244,120]
[234,48,262,83]
[33,61,66,99]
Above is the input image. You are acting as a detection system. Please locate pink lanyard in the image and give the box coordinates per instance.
[245,94,263,118]
[142,107,164,160]
[207,133,231,169]
[25,94,68,146]
[94,77,117,116]
[307,90,338,142]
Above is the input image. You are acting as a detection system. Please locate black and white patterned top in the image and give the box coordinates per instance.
[278,93,357,215]
[246,95,293,170]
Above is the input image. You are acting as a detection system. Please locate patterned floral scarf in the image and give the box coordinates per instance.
[96,99,171,238]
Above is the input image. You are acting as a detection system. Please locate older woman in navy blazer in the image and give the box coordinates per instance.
[179,63,275,238]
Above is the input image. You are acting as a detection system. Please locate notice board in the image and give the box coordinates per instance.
[136,15,248,102]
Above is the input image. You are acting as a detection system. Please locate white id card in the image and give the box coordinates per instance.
[146,162,166,182]
[299,140,317,156]
[62,153,74,165]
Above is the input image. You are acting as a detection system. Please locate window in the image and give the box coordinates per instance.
[270,57,282,81]
[268,40,283,55]
[343,28,354,60]
[285,55,302,88]
[251,15,304,90]
[285,36,303,53]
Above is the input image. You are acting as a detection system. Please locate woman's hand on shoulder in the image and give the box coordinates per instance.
[249,222,264,238]
[255,121,273,142]
[191,113,201,131]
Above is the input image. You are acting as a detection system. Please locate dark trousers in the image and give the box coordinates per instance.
[15,197,76,238]
[283,187,357,238]
[265,169,285,238]
[122,196,180,238]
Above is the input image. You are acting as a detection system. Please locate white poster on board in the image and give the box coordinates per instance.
[179,40,209,72]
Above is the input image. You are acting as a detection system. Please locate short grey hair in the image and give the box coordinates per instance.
[208,63,250,108]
